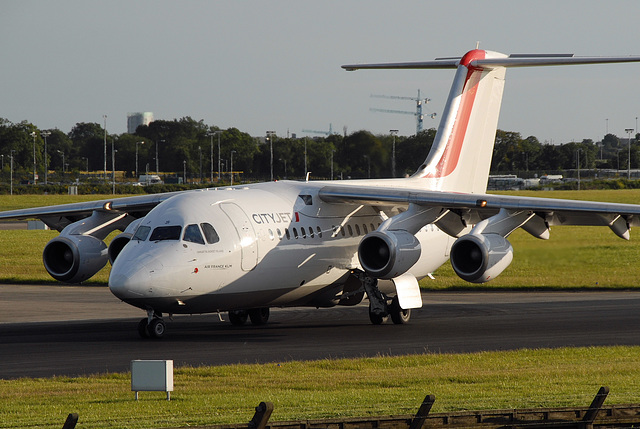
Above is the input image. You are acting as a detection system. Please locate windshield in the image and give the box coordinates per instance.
[149,225,182,241]
[183,224,205,245]
[132,225,151,241]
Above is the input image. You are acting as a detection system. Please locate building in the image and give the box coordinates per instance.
[127,112,154,134]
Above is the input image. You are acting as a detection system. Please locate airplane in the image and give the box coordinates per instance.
[2,48,640,339]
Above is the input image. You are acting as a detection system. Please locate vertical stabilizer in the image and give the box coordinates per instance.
[412,50,506,193]
[343,50,640,194]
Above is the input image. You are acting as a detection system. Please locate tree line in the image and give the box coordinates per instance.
[0,116,637,184]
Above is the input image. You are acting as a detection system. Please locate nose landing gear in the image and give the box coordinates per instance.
[138,309,166,339]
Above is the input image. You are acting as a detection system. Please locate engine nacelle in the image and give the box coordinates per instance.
[42,235,108,283]
[450,233,513,283]
[108,232,132,265]
[358,230,421,279]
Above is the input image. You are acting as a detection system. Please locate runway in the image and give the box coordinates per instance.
[1,285,640,379]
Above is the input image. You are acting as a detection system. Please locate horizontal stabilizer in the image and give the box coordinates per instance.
[343,53,640,71]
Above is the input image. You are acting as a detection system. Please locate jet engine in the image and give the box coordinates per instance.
[108,232,132,265]
[450,233,513,283]
[358,230,421,279]
[42,235,108,283]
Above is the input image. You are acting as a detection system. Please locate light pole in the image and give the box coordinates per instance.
[135,141,144,180]
[103,115,107,182]
[183,160,186,184]
[207,132,214,183]
[10,150,15,195]
[390,129,398,177]
[41,130,50,185]
[111,136,116,194]
[576,148,581,191]
[198,145,202,182]
[56,150,65,180]
[230,150,236,186]
[280,157,287,179]
[266,131,276,181]
[212,130,222,181]
[330,149,335,180]
[304,137,308,176]
[626,128,634,179]
[30,131,37,184]
[156,140,164,175]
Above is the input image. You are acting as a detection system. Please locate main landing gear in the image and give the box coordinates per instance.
[138,309,166,339]
[228,308,270,326]
[352,270,411,325]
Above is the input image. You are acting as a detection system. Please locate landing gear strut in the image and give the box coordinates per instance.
[352,270,411,325]
[138,309,166,339]
[227,308,270,326]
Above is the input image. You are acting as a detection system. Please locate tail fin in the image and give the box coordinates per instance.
[343,50,640,194]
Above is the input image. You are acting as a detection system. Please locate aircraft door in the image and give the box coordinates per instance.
[220,203,258,271]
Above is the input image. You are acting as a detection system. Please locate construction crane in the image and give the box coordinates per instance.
[302,124,333,136]
[370,90,436,134]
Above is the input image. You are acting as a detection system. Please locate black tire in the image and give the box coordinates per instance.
[138,318,150,338]
[228,310,248,326]
[248,308,270,325]
[389,296,411,324]
[368,303,389,325]
[147,318,166,339]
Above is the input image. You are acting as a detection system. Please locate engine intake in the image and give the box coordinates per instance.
[43,235,108,283]
[450,233,513,283]
[358,230,421,279]
[108,232,132,265]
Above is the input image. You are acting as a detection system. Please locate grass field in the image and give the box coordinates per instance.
[1,347,639,429]
[1,190,640,428]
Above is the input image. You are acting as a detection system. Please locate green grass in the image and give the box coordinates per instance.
[1,347,639,428]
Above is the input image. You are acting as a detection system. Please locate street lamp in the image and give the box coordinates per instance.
[304,137,308,176]
[266,131,276,181]
[103,115,107,182]
[111,136,117,194]
[156,140,164,174]
[576,148,581,191]
[183,160,186,184]
[56,150,65,180]
[626,128,634,179]
[230,150,236,186]
[135,141,144,180]
[390,129,398,177]
[10,150,15,195]
[198,145,202,182]
[30,131,37,184]
[41,130,50,185]
[212,130,223,181]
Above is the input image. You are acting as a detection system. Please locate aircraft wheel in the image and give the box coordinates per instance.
[248,308,270,325]
[389,296,411,324]
[368,303,389,325]
[147,318,166,339]
[228,310,249,326]
[137,318,150,338]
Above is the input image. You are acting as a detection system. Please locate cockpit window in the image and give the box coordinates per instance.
[132,225,151,241]
[149,225,182,241]
[183,224,205,245]
[200,223,220,244]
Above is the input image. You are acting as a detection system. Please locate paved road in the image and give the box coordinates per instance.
[1,285,639,379]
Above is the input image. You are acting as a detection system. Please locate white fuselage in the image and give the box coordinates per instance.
[108,180,452,315]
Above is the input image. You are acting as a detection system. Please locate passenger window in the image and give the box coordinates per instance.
[347,225,353,236]
[285,229,291,240]
[355,224,361,235]
[317,226,322,238]
[370,223,375,232]
[183,224,205,245]
[363,224,368,234]
[268,229,274,240]
[200,223,220,244]
[276,228,283,239]
[340,227,345,237]
[309,227,314,238]
[150,225,182,241]
[293,228,299,239]
[132,225,151,241]
[301,228,307,239]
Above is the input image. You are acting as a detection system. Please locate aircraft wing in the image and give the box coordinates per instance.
[0,191,182,231]
[318,185,640,238]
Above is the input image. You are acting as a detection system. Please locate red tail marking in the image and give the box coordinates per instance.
[424,49,485,179]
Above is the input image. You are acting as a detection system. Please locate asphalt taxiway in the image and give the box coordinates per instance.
[1,285,639,379]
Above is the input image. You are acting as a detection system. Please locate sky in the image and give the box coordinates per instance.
[3,0,640,144]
